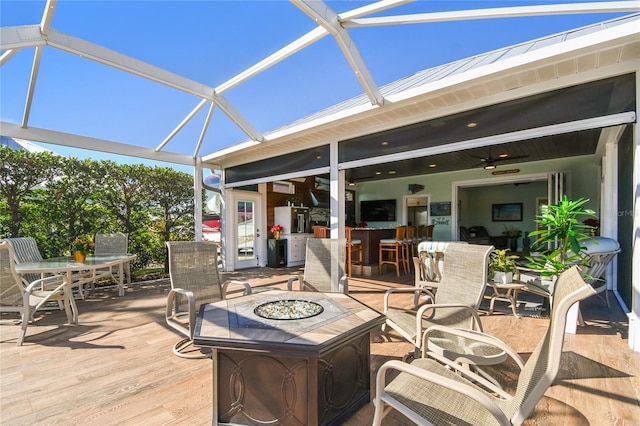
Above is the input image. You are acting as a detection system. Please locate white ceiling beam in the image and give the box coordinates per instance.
[21,46,43,128]
[339,0,414,21]
[0,121,195,165]
[216,26,328,94]
[0,25,46,50]
[45,29,215,98]
[344,1,640,27]
[21,1,56,129]
[40,0,56,35]
[293,0,384,106]
[156,99,209,152]
[194,102,216,158]
[0,49,19,66]
[5,26,262,148]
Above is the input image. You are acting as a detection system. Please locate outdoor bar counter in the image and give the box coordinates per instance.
[351,227,395,266]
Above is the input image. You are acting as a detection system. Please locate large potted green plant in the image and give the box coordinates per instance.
[488,249,520,284]
[526,195,597,277]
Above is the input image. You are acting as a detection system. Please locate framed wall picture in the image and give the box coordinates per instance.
[429,201,451,216]
[492,203,523,222]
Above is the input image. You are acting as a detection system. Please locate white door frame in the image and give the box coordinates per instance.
[225,188,265,271]
[451,172,550,240]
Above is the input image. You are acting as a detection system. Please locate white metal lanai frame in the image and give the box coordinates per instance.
[0,1,638,163]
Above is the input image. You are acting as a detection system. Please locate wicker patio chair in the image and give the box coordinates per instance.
[165,241,252,359]
[373,265,595,426]
[287,238,348,294]
[0,241,69,346]
[383,243,497,363]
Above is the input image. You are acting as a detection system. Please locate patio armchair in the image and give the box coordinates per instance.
[3,237,49,285]
[165,241,252,359]
[383,242,494,360]
[287,238,348,293]
[0,241,69,346]
[373,265,595,426]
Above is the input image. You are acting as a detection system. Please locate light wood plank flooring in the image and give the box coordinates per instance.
[1,268,638,425]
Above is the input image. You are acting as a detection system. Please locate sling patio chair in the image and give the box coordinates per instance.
[0,240,69,346]
[383,242,494,359]
[287,238,348,294]
[373,265,595,426]
[165,241,252,359]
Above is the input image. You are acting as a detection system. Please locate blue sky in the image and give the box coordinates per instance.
[0,1,631,174]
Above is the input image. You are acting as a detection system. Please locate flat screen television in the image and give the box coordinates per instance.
[360,199,396,221]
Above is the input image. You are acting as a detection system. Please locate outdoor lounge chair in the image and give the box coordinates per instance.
[383,243,495,360]
[165,241,252,359]
[372,265,595,426]
[287,238,348,293]
[0,240,69,346]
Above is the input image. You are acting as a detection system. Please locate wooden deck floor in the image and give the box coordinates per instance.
[1,267,638,425]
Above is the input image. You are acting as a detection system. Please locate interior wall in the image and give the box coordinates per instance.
[460,181,547,243]
[356,155,600,242]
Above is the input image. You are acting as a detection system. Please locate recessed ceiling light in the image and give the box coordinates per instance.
[484,163,496,170]
[498,153,508,158]
[466,122,477,128]
[381,141,389,146]
[375,171,382,175]
[429,164,437,168]
[388,170,396,174]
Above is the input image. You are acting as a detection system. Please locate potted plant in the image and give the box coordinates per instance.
[488,249,520,284]
[270,224,284,240]
[526,195,597,277]
[71,235,94,262]
[502,225,522,252]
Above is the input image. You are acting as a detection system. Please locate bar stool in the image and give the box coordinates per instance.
[426,224,434,241]
[379,225,407,276]
[313,226,328,238]
[345,226,362,277]
[405,225,417,266]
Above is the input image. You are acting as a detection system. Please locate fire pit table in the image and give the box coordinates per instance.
[194,289,384,426]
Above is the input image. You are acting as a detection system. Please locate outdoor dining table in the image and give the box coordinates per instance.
[15,254,136,324]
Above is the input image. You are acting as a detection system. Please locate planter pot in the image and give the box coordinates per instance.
[73,251,86,262]
[274,231,281,240]
[493,271,513,284]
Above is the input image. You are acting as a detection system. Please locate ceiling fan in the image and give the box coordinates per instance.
[473,147,529,170]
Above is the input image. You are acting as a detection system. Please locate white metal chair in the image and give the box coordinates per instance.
[94,233,131,286]
[0,240,69,346]
[165,241,252,358]
[287,238,348,294]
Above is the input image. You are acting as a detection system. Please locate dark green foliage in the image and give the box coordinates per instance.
[526,195,597,277]
[0,146,198,270]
